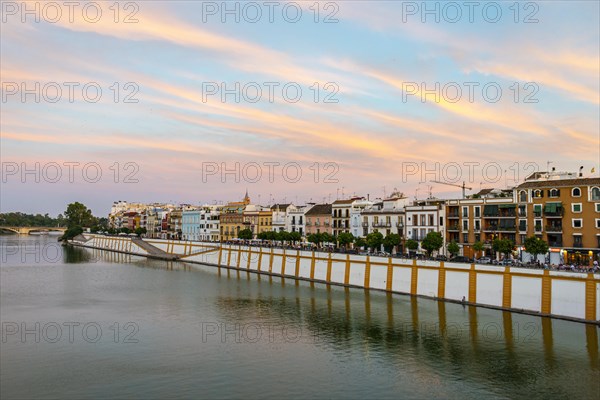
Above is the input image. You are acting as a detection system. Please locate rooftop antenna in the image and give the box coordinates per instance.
[414,187,420,201]
[342,187,345,199]
[382,186,387,199]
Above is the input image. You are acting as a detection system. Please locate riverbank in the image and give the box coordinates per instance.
[70,234,600,325]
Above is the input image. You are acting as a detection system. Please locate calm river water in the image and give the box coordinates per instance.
[1,235,598,399]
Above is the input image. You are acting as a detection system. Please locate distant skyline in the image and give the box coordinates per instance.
[2,1,599,216]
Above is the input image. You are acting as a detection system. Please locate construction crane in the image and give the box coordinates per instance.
[430,180,473,199]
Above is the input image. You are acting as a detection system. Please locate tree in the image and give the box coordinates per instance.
[289,231,302,243]
[276,230,291,242]
[493,238,515,259]
[337,232,354,249]
[307,233,322,246]
[383,233,401,254]
[447,241,460,257]
[473,241,484,259]
[523,236,549,262]
[135,227,147,237]
[405,239,419,252]
[366,231,384,252]
[421,231,444,257]
[320,233,334,244]
[64,202,95,228]
[59,226,83,241]
[354,237,367,249]
[238,228,253,240]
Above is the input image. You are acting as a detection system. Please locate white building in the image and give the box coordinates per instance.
[271,203,292,232]
[286,204,313,237]
[360,195,410,238]
[405,199,446,255]
[349,199,374,237]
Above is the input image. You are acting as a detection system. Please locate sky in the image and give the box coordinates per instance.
[1,0,599,217]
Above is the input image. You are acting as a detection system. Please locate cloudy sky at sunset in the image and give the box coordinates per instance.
[1,1,599,216]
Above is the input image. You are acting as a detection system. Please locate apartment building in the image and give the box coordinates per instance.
[445,197,515,259]
[271,203,292,232]
[514,173,600,265]
[220,193,251,241]
[286,204,313,237]
[405,199,446,255]
[349,199,374,238]
[332,197,364,236]
[360,195,409,238]
[305,204,332,236]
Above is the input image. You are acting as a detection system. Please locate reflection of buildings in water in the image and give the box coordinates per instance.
[209,272,598,390]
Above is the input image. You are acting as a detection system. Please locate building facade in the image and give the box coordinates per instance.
[405,200,446,255]
[305,204,332,236]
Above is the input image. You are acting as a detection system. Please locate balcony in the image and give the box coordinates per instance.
[396,222,404,228]
[573,242,583,248]
[548,240,563,247]
[498,211,516,218]
[447,212,459,218]
[410,235,425,241]
[448,224,460,231]
[534,225,543,233]
[484,225,498,232]
[545,225,562,233]
[373,222,392,228]
[362,222,369,227]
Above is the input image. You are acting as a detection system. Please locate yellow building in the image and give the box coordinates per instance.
[220,192,251,241]
[257,209,273,236]
[445,173,600,265]
[515,175,600,265]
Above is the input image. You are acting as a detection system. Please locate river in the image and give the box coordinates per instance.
[1,235,598,399]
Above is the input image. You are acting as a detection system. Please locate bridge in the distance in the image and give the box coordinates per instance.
[0,226,67,235]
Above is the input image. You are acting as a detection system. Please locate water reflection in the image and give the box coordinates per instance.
[205,262,599,398]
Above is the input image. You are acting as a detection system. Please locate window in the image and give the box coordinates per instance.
[462,220,469,230]
[462,233,469,243]
[592,187,600,201]
[549,188,560,197]
[439,216,443,226]
[474,206,481,218]
[534,220,543,232]
[572,203,582,213]
[518,220,527,232]
[533,190,543,198]
[596,219,600,229]
[572,219,583,228]
[519,191,527,202]
[518,205,527,217]
[462,207,469,217]
[474,220,481,231]
[573,235,583,247]
[597,203,600,213]
[572,187,581,197]
[533,204,542,216]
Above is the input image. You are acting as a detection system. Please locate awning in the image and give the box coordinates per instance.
[545,202,562,212]
[484,205,498,214]
[498,204,516,209]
